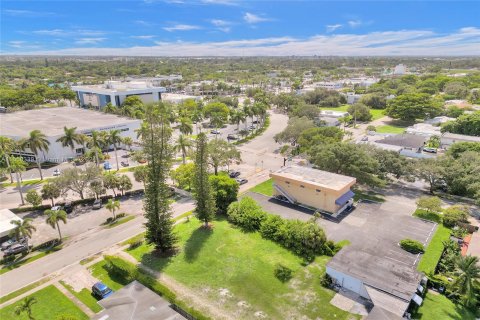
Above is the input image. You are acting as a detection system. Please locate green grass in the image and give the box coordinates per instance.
[173,210,194,221]
[0,246,62,275]
[413,209,442,223]
[352,189,385,203]
[249,178,273,196]
[417,225,451,275]
[0,278,51,304]
[126,217,357,320]
[104,215,136,229]
[320,105,385,121]
[89,260,129,291]
[59,281,103,313]
[413,292,477,320]
[376,124,407,134]
[0,285,88,320]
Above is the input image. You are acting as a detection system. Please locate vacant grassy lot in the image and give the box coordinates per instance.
[0,285,88,320]
[126,217,357,320]
[413,292,477,320]
[249,178,273,196]
[320,105,385,121]
[417,225,451,274]
[376,124,407,134]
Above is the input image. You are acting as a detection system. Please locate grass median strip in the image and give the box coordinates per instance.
[417,225,451,274]
[0,277,51,305]
[59,281,103,313]
[104,215,136,229]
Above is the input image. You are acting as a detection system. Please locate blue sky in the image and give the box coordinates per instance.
[1,1,479,55]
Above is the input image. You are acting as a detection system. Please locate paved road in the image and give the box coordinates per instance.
[0,198,194,297]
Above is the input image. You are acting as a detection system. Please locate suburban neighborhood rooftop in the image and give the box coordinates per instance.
[272,165,356,190]
[0,107,140,137]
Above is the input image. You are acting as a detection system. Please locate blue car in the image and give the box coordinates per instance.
[103,162,112,170]
[92,282,113,299]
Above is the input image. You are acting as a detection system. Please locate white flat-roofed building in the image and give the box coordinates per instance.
[72,80,166,108]
[0,209,22,239]
[315,81,343,90]
[441,132,480,148]
[319,110,349,118]
[0,107,141,163]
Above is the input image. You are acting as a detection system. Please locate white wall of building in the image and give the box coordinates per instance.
[326,266,370,299]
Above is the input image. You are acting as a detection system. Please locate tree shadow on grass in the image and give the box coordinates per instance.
[184,226,213,263]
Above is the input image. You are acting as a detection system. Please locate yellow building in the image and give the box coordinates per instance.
[270,165,356,214]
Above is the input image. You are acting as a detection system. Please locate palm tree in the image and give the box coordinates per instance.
[14,297,37,320]
[122,137,133,152]
[0,136,15,183]
[103,103,117,114]
[105,199,120,221]
[230,110,244,131]
[107,130,122,171]
[87,130,104,166]
[56,126,83,151]
[10,218,36,249]
[20,130,50,180]
[9,156,27,205]
[178,117,193,135]
[175,134,193,164]
[44,209,68,242]
[451,255,480,308]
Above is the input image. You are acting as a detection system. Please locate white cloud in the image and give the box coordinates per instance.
[163,24,201,32]
[326,24,342,33]
[32,29,106,37]
[201,0,238,5]
[3,9,54,17]
[134,20,156,27]
[74,38,106,45]
[11,27,480,56]
[7,41,41,49]
[244,12,270,24]
[130,35,156,39]
[210,19,232,32]
[348,20,362,28]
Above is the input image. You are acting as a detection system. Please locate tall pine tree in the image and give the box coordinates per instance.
[194,132,216,227]
[142,103,177,253]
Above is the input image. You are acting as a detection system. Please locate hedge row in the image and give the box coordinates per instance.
[10,189,145,213]
[104,255,210,320]
[234,116,270,145]
[227,196,337,260]
[400,239,425,254]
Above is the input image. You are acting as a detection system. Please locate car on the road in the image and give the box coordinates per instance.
[64,201,73,214]
[1,237,27,251]
[248,125,256,131]
[210,129,221,135]
[229,171,241,178]
[92,282,113,299]
[236,178,248,185]
[3,243,29,257]
[51,205,62,211]
[53,169,61,176]
[423,147,437,153]
[92,199,102,210]
[121,161,129,167]
[227,134,238,140]
[103,162,112,170]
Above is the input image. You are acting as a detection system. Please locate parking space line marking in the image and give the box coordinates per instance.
[384,255,411,266]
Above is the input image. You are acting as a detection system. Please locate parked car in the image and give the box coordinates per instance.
[92,282,113,299]
[229,171,241,178]
[92,199,102,210]
[423,147,437,153]
[53,169,61,176]
[3,243,29,257]
[121,161,129,167]
[103,162,112,170]
[1,237,27,251]
[236,178,248,185]
[64,201,73,214]
[210,129,221,135]
[227,134,239,140]
[248,125,256,131]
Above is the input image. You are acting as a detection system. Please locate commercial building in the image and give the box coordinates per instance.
[0,209,22,239]
[72,80,166,108]
[0,107,141,163]
[269,165,356,215]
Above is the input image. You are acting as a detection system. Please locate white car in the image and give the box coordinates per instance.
[53,169,61,176]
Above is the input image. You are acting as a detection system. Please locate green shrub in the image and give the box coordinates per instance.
[274,264,293,282]
[104,255,138,282]
[400,239,425,254]
[320,273,333,288]
[413,209,442,223]
[442,205,469,228]
[227,197,267,231]
[259,214,285,240]
[25,189,42,207]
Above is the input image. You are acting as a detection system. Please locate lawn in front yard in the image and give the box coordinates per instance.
[89,260,129,291]
[417,225,451,274]
[0,285,88,320]
[413,292,477,320]
[126,217,358,320]
[320,105,385,121]
[376,124,407,134]
[248,178,273,196]
[59,281,103,313]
